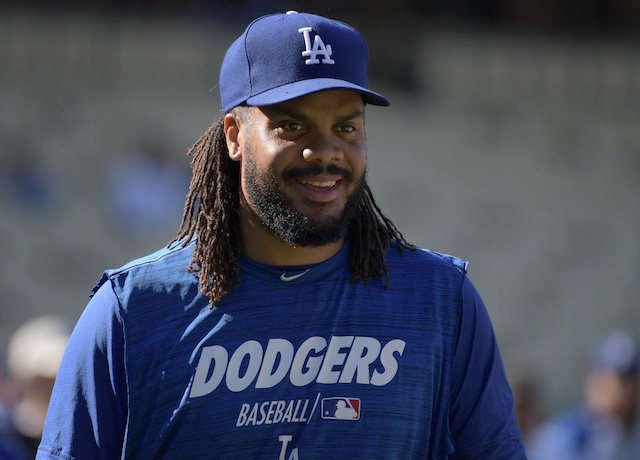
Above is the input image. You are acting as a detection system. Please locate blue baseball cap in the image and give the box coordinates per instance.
[219,11,391,112]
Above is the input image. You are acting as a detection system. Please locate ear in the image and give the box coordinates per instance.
[224,112,242,161]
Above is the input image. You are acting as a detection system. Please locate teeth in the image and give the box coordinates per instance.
[301,180,336,187]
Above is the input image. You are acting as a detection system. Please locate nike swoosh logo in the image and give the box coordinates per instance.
[280,269,311,282]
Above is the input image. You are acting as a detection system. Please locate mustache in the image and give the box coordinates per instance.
[282,163,354,182]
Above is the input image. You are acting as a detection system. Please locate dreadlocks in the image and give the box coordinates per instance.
[170,114,414,309]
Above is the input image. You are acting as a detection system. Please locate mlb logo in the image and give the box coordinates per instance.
[321,397,361,420]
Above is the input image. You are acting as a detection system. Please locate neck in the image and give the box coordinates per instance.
[239,205,344,266]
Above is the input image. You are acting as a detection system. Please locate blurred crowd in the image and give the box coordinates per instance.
[512,329,640,459]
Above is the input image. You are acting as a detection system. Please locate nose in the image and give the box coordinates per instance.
[301,132,344,164]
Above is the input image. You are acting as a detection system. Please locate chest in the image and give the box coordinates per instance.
[121,275,460,459]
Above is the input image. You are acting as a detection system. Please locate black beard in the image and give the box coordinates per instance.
[243,157,364,247]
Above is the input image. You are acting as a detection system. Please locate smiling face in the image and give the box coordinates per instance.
[225,90,368,253]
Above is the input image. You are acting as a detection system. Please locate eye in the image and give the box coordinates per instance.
[279,122,304,132]
[338,124,357,133]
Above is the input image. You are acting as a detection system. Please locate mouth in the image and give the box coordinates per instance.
[294,177,342,203]
[299,179,338,188]
[285,165,351,203]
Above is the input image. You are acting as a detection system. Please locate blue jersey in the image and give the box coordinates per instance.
[37,240,525,459]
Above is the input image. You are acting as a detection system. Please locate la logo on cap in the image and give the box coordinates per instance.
[298,27,335,65]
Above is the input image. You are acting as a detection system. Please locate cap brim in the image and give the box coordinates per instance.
[245,78,390,107]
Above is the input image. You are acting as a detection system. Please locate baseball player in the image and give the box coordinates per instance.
[37,11,526,459]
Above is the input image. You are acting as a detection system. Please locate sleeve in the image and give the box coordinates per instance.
[448,277,527,459]
[36,281,128,460]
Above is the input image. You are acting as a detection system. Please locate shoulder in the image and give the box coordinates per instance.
[381,243,470,323]
[111,239,194,276]
[92,239,196,298]
[385,242,468,278]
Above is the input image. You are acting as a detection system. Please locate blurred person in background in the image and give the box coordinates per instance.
[0,145,58,218]
[0,347,30,460]
[5,316,71,458]
[528,329,640,460]
[104,139,191,240]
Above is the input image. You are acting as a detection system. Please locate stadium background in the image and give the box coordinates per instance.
[1,0,639,419]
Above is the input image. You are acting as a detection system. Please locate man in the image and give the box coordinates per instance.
[37,11,525,459]
[529,329,640,460]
